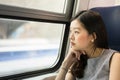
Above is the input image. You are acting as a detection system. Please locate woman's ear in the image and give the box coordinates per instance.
[91,32,97,42]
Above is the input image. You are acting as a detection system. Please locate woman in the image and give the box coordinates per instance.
[55,10,120,80]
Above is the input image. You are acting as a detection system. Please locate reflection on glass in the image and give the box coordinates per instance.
[0,18,65,77]
[0,0,67,13]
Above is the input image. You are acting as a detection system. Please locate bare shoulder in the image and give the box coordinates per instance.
[110,52,120,64]
[110,52,120,70]
[109,52,120,80]
[112,52,120,60]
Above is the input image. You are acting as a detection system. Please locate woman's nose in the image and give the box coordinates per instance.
[69,33,74,40]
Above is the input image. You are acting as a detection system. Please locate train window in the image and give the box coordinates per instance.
[0,0,67,13]
[0,0,75,79]
[0,18,65,77]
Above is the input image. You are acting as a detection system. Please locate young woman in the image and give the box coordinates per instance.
[55,10,120,80]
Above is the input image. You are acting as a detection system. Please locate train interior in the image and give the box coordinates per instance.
[0,0,119,80]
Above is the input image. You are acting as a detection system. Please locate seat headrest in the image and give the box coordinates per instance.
[91,6,120,51]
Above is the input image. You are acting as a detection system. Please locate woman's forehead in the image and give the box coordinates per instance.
[70,20,84,30]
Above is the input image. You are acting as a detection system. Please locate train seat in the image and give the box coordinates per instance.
[91,6,120,51]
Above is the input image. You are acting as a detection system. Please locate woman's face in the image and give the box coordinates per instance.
[69,19,93,51]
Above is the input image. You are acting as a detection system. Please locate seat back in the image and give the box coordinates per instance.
[91,6,120,51]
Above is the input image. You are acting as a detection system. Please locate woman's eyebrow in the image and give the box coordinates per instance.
[71,27,81,30]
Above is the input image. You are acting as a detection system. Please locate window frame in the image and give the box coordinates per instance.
[0,0,76,79]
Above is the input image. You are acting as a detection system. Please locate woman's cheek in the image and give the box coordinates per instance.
[77,34,89,47]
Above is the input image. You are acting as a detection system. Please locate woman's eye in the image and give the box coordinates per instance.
[74,31,79,34]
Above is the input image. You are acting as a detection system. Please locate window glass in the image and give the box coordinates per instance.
[0,0,67,13]
[0,18,65,77]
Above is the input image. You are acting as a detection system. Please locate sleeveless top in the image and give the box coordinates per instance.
[76,49,118,80]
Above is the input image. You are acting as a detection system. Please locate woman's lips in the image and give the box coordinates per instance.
[71,42,75,46]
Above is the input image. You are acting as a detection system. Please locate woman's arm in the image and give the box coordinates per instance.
[109,52,120,80]
[55,48,82,80]
[55,62,75,80]
[65,69,76,80]
[55,65,68,80]
[55,63,76,80]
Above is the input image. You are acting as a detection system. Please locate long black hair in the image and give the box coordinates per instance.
[70,10,108,78]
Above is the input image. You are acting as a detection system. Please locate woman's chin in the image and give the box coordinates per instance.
[72,47,80,51]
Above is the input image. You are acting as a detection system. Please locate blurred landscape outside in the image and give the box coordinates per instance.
[0,18,64,77]
[0,0,66,77]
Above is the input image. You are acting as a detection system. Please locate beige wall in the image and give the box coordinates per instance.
[88,0,115,9]
[76,0,120,12]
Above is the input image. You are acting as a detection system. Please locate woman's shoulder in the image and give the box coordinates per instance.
[111,52,120,61]
[104,49,120,65]
[107,48,120,61]
[105,48,119,55]
[109,52,120,79]
[108,48,120,57]
[110,51,120,68]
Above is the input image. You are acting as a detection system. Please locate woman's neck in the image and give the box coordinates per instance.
[85,48,104,58]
